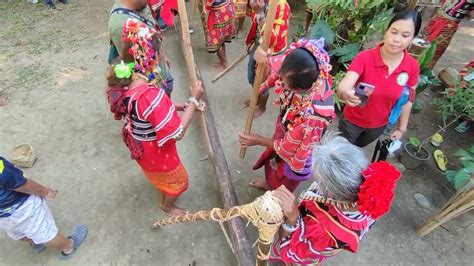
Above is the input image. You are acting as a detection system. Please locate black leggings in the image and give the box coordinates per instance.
[339,117,387,147]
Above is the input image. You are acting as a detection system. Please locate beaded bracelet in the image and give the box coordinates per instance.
[187,96,199,107]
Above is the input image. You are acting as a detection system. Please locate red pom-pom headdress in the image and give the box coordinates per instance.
[121,18,162,82]
[356,161,401,219]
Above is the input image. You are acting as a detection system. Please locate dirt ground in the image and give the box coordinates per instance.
[0,1,473,265]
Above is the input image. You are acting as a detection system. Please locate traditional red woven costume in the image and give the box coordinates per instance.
[270,161,402,264]
[245,0,291,54]
[254,39,336,192]
[108,19,189,197]
[206,0,236,52]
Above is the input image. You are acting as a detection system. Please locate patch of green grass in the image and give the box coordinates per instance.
[1,1,55,55]
[16,65,51,89]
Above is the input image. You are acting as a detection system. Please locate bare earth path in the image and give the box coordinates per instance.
[0,1,473,265]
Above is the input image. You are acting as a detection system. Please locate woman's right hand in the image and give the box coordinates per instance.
[189,81,204,99]
[337,71,362,107]
[273,186,299,224]
[254,46,271,65]
[339,89,361,107]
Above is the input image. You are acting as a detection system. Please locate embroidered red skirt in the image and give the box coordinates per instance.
[137,141,189,197]
[206,2,236,53]
[141,163,189,197]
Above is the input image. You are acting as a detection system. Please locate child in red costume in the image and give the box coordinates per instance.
[106,19,205,216]
[239,38,335,192]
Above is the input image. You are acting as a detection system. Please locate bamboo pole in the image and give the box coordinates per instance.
[177,0,212,155]
[177,0,198,86]
[417,179,474,236]
[212,43,254,83]
[240,0,278,158]
[174,3,255,264]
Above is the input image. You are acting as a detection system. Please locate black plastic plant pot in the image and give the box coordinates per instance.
[400,142,430,170]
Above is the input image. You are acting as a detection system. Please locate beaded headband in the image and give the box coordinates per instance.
[285,38,332,82]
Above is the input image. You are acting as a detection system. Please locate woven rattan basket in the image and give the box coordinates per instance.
[10,144,37,168]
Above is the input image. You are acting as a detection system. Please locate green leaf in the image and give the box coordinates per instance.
[434,80,474,122]
[470,145,474,154]
[431,78,442,87]
[445,170,457,183]
[417,75,430,94]
[367,8,393,34]
[454,149,474,161]
[409,137,421,147]
[366,0,386,9]
[418,75,429,85]
[418,41,437,69]
[412,100,422,113]
[306,0,327,9]
[330,43,360,63]
[463,160,474,172]
[454,169,471,190]
[310,20,335,45]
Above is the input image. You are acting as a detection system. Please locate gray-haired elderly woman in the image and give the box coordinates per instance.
[270,135,401,264]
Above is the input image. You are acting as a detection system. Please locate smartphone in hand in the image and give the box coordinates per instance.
[354,82,375,107]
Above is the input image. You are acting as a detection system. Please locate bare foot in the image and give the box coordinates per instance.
[213,62,227,71]
[249,177,271,190]
[243,99,250,107]
[253,106,266,118]
[161,206,188,217]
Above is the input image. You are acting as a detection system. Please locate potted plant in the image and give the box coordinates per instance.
[400,137,430,170]
[400,79,474,170]
[445,146,474,191]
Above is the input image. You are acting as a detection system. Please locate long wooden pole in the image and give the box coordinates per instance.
[199,66,255,265]
[175,2,255,265]
[177,0,199,86]
[177,0,211,154]
[240,0,278,158]
[212,43,254,83]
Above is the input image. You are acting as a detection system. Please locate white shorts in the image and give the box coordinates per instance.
[0,195,58,244]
